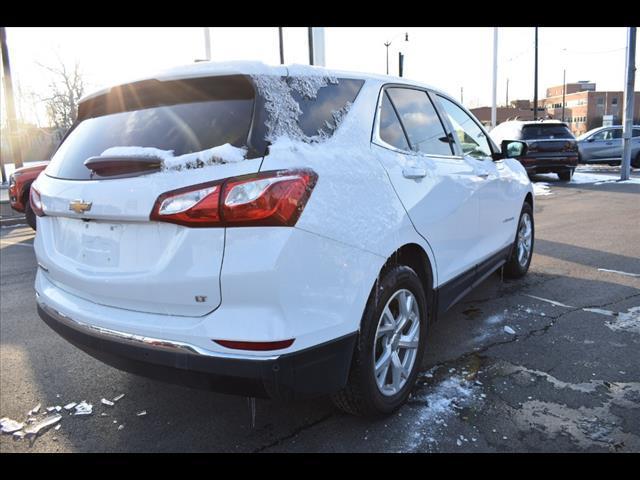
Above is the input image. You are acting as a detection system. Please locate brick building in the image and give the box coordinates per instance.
[542,81,640,136]
[470,100,535,127]
[470,81,640,135]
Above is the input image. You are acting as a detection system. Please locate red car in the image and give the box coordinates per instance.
[8,161,49,230]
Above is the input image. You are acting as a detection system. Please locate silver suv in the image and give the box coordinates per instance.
[577,125,640,167]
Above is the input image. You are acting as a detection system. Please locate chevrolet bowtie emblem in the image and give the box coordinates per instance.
[69,200,92,214]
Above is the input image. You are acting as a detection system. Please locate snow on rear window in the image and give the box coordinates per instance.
[100,144,247,172]
[251,74,363,143]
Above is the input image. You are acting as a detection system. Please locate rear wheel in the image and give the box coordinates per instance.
[558,169,573,181]
[504,202,534,279]
[331,265,428,416]
[632,153,640,169]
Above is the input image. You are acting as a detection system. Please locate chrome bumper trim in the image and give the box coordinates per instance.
[36,294,279,361]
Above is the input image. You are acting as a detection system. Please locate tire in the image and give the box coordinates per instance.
[24,192,37,231]
[632,153,640,169]
[558,169,573,181]
[504,202,534,279]
[331,265,429,417]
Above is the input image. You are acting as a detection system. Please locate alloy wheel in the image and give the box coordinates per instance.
[373,289,421,396]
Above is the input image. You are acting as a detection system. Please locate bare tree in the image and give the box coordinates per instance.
[38,59,85,131]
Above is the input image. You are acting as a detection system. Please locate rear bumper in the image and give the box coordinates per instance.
[37,300,357,400]
[519,155,579,174]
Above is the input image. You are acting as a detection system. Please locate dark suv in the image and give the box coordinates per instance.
[490,120,579,181]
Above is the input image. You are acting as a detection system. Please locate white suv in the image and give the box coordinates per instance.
[32,62,534,416]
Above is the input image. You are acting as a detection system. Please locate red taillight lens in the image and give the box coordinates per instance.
[150,169,317,228]
[30,186,45,217]
[213,339,295,351]
[150,181,222,227]
[221,170,317,227]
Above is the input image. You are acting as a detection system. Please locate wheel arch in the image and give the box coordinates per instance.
[378,243,436,322]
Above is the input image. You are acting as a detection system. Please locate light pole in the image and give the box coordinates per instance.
[384,32,408,75]
[203,27,211,61]
[491,27,498,129]
[1,26,23,180]
[621,27,637,181]
[533,27,539,121]
[278,27,284,64]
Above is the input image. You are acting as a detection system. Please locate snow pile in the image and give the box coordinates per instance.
[533,182,552,196]
[403,375,478,452]
[100,144,247,172]
[604,306,640,334]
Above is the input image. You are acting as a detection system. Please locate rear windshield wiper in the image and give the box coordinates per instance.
[84,155,163,177]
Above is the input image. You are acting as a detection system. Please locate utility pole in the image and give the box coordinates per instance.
[533,27,539,121]
[384,41,391,75]
[203,27,211,61]
[278,27,285,64]
[621,26,636,181]
[308,27,314,66]
[398,52,404,77]
[491,27,498,129]
[506,78,509,107]
[1,26,23,181]
[561,69,566,122]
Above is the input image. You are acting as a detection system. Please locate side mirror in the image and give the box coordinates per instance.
[500,140,527,158]
[587,137,595,142]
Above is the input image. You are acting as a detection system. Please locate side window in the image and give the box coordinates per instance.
[611,129,623,139]
[592,131,607,141]
[437,95,493,159]
[633,129,640,138]
[385,88,453,156]
[379,92,410,151]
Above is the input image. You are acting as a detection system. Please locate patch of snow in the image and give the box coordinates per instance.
[100,143,247,172]
[533,182,553,196]
[0,417,24,434]
[582,306,640,334]
[251,73,350,143]
[403,375,478,452]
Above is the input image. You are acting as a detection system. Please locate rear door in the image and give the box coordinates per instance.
[34,74,263,317]
[372,85,483,284]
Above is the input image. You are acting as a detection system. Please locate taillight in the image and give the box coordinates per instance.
[150,182,222,227]
[30,186,45,217]
[150,169,317,228]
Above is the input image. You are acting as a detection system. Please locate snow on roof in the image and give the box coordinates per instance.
[79,60,441,104]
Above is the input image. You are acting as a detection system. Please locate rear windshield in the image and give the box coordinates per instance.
[521,124,574,140]
[47,74,363,181]
[47,76,256,181]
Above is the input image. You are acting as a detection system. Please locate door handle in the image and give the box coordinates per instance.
[476,172,490,179]
[402,167,427,179]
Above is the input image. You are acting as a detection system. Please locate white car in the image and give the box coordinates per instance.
[32,62,534,416]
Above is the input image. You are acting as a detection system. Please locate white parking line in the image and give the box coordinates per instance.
[597,268,640,278]
[0,240,33,248]
[524,294,575,308]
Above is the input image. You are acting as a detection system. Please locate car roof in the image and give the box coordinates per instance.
[585,125,640,133]
[79,60,447,104]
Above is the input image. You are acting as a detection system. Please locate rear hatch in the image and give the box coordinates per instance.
[34,74,263,317]
[522,123,577,157]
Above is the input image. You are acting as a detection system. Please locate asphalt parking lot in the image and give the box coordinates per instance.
[1,166,639,453]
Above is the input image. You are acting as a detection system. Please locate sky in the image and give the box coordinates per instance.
[1,26,637,127]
